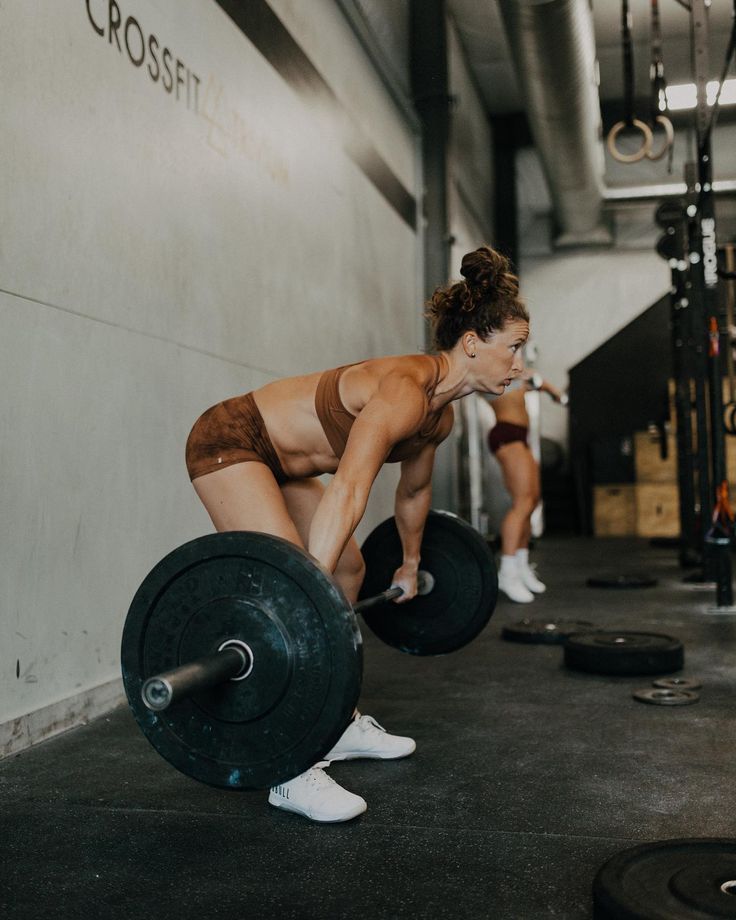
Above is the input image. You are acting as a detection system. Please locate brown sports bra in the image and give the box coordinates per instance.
[314,359,445,463]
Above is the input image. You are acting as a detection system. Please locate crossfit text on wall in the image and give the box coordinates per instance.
[85,0,201,112]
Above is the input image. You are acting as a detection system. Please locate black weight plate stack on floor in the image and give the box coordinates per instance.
[564,632,684,676]
[502,618,596,645]
[593,838,736,919]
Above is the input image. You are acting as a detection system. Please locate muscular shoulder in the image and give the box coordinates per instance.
[376,357,451,441]
[358,353,433,381]
[375,368,429,428]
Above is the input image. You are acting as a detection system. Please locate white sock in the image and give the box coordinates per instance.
[516,548,530,567]
[500,554,518,575]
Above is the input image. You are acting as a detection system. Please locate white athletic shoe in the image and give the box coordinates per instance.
[498,568,535,603]
[324,714,416,762]
[518,563,547,594]
[268,761,367,823]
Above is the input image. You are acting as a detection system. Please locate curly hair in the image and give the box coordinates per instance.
[426,246,528,351]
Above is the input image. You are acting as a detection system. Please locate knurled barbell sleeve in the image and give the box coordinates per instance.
[141,646,246,711]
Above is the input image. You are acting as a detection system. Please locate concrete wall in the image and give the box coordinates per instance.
[1,0,421,752]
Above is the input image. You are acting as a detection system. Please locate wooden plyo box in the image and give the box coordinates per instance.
[634,431,677,483]
[635,483,680,538]
[593,485,637,537]
[593,483,680,538]
[727,436,736,486]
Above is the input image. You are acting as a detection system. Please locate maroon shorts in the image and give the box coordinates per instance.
[185,392,288,483]
[488,422,528,455]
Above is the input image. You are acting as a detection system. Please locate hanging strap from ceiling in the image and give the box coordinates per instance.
[607,0,653,164]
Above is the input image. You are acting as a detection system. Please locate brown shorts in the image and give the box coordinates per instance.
[185,392,288,483]
[488,421,528,455]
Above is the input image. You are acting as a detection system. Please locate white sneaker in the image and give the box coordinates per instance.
[268,762,367,823]
[324,714,416,762]
[498,569,535,603]
[518,563,546,594]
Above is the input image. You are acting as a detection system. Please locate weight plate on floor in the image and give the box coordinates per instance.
[564,631,684,676]
[632,687,699,706]
[358,510,497,655]
[586,574,659,589]
[653,676,702,691]
[501,618,595,645]
[593,838,736,919]
[121,532,362,790]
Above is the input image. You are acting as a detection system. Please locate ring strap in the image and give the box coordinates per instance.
[607,1,654,164]
[647,0,674,168]
[649,0,667,120]
[621,0,635,126]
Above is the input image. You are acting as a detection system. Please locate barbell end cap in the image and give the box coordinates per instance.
[141,677,173,711]
[416,570,435,596]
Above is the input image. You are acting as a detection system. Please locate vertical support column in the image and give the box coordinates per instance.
[698,145,732,604]
[690,0,733,605]
[656,198,699,566]
[670,231,699,568]
[410,0,456,511]
[410,0,450,303]
[493,115,519,269]
[684,161,712,564]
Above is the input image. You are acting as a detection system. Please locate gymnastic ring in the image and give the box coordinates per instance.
[645,115,675,162]
[723,401,736,436]
[606,119,653,164]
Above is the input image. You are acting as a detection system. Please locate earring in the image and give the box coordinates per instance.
[471,352,476,358]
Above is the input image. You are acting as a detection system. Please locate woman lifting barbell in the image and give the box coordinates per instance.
[184,245,529,823]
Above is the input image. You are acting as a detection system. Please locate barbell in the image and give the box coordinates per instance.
[121,510,497,790]
[140,569,436,712]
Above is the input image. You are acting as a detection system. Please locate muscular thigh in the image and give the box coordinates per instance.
[496,442,539,502]
[192,461,303,545]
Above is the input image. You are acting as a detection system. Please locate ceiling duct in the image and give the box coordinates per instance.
[497,0,611,247]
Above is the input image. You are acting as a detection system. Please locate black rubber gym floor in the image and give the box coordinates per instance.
[3,536,736,919]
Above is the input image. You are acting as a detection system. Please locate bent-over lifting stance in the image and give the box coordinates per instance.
[181,246,529,822]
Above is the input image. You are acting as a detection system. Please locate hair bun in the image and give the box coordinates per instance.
[460,246,506,291]
[425,243,527,350]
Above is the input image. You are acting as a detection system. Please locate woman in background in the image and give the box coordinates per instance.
[489,368,566,603]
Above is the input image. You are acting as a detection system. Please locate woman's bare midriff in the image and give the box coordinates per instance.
[252,356,439,480]
[252,372,336,479]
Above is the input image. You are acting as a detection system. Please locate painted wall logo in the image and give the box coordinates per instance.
[702,217,718,288]
[85,0,288,184]
[85,0,200,112]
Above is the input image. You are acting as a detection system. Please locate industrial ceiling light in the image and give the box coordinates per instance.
[665,78,736,110]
